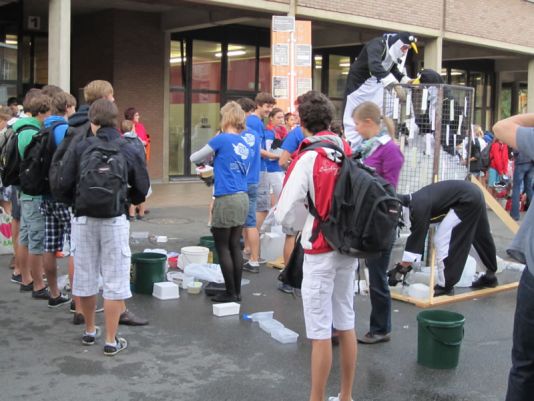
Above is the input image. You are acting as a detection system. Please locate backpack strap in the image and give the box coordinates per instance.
[14,124,39,134]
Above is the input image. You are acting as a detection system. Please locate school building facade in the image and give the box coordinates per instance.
[1,0,533,181]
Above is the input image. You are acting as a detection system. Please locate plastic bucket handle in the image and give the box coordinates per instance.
[425,325,464,347]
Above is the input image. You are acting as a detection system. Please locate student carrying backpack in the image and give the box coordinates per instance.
[303,141,402,258]
[19,120,67,196]
[0,123,38,186]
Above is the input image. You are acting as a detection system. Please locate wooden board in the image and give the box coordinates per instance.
[391,282,519,308]
[267,256,285,270]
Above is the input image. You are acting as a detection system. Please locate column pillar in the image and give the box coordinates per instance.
[423,36,443,73]
[48,0,71,91]
[528,59,534,113]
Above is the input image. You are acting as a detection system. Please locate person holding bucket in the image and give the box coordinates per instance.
[190,101,251,303]
[493,113,534,401]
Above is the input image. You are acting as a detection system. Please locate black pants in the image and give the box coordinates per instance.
[442,200,498,288]
[211,226,243,297]
[506,268,534,401]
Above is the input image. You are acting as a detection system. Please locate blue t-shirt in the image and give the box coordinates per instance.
[241,127,262,185]
[264,129,282,173]
[246,114,267,171]
[44,115,69,146]
[281,126,304,154]
[208,133,251,197]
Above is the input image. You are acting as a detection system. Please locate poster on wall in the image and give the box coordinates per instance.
[296,78,312,96]
[273,44,289,66]
[296,44,312,67]
[272,16,295,32]
[273,76,289,99]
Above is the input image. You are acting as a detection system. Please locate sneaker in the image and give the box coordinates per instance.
[119,309,148,326]
[73,313,85,325]
[48,293,70,308]
[471,274,498,289]
[136,215,144,221]
[81,326,101,345]
[10,274,22,284]
[328,395,354,401]
[32,287,50,300]
[104,336,128,356]
[357,332,391,344]
[242,261,260,273]
[387,263,412,286]
[70,300,76,313]
[19,281,34,292]
[277,282,294,294]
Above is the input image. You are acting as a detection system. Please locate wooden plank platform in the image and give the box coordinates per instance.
[391,282,519,308]
[267,257,285,270]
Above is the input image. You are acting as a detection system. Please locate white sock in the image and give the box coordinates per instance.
[85,330,96,337]
[105,340,117,347]
[248,261,259,267]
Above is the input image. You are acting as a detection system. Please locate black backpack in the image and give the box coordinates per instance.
[0,123,39,187]
[480,140,492,169]
[304,141,402,258]
[74,137,129,218]
[49,121,91,204]
[19,121,67,196]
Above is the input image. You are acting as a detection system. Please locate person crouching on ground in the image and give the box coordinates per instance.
[69,99,149,356]
[275,91,357,401]
[190,101,251,302]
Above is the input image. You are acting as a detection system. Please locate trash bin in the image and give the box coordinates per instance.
[131,252,167,294]
[199,235,218,264]
[417,310,465,369]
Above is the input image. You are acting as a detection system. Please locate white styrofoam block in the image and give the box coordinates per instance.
[152,282,179,300]
[213,302,240,317]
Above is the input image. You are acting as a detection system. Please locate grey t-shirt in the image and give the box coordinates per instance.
[507,127,534,273]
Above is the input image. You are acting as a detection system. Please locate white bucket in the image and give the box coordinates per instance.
[179,246,209,270]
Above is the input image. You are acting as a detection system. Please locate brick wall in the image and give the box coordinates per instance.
[71,10,165,181]
[445,0,534,48]
[112,11,165,181]
[298,0,444,30]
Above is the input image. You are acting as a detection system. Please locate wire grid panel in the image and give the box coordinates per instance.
[383,84,475,195]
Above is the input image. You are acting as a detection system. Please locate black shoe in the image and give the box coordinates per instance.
[471,274,498,289]
[434,285,454,297]
[19,281,34,292]
[211,293,239,302]
[277,282,294,294]
[357,332,391,344]
[81,326,101,345]
[48,293,70,308]
[70,300,76,313]
[387,263,412,286]
[242,261,260,273]
[10,274,22,284]
[104,337,128,356]
[73,313,85,325]
[32,287,50,300]
[119,309,149,326]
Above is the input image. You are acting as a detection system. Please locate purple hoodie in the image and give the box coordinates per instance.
[363,139,404,188]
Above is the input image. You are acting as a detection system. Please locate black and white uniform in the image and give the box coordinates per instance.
[343,33,413,150]
[402,180,498,289]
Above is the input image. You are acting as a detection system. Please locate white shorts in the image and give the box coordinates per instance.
[266,171,284,202]
[301,251,358,339]
[71,215,132,300]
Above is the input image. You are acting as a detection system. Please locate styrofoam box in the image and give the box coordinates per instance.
[213,302,240,317]
[152,282,179,300]
[259,318,284,334]
[271,327,299,344]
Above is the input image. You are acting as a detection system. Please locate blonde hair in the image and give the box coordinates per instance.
[0,106,11,122]
[474,124,484,137]
[84,80,113,105]
[121,119,134,133]
[352,101,381,125]
[220,101,246,132]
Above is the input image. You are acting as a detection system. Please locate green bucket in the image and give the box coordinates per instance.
[131,252,167,294]
[199,235,218,264]
[417,310,465,369]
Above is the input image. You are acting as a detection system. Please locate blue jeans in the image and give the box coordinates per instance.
[365,231,396,335]
[506,268,534,401]
[511,163,534,220]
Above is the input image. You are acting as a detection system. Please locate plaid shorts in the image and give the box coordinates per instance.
[39,200,72,253]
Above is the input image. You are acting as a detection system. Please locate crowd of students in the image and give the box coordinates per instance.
[0,80,150,357]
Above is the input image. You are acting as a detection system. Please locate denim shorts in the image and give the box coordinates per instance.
[244,184,258,228]
[256,171,270,212]
[19,198,45,254]
[10,187,20,221]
